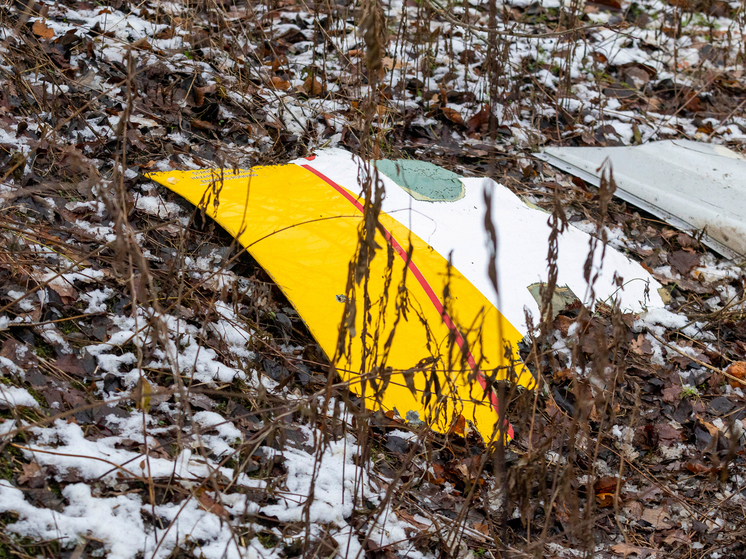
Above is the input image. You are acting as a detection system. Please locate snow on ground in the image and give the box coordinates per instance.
[0,0,744,557]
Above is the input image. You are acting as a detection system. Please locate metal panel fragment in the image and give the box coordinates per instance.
[147,149,663,441]
[535,140,746,259]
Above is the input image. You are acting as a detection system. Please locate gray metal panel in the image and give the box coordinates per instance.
[534,140,746,260]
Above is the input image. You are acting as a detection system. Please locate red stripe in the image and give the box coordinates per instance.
[301,163,513,440]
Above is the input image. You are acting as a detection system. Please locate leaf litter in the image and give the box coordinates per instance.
[0,0,744,558]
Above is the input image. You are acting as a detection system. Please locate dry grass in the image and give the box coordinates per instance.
[0,0,745,558]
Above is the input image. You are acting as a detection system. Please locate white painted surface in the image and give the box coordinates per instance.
[537,140,746,259]
[295,149,662,333]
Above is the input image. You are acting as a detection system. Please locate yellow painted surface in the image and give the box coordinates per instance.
[148,163,534,442]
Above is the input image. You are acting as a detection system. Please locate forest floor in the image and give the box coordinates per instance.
[0,0,745,558]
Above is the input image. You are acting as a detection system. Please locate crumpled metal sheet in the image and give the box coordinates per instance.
[535,140,746,260]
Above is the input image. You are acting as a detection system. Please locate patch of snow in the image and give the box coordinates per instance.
[134,193,181,219]
[0,385,39,408]
[80,288,114,313]
[634,307,689,335]
[7,289,35,311]
[261,433,419,557]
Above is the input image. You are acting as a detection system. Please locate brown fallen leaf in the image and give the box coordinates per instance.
[701,419,720,438]
[381,56,399,70]
[191,119,217,132]
[128,37,151,50]
[590,51,608,64]
[641,506,671,529]
[18,307,42,323]
[623,501,643,521]
[455,462,469,478]
[621,312,638,328]
[441,107,464,126]
[553,368,574,382]
[676,232,699,249]
[663,530,691,546]
[32,20,55,40]
[395,510,430,530]
[668,250,700,275]
[321,112,337,128]
[725,361,746,388]
[32,272,77,304]
[1,338,39,371]
[18,462,45,486]
[466,104,490,134]
[553,314,575,336]
[631,333,653,356]
[193,84,216,106]
[427,462,446,484]
[303,76,324,96]
[554,500,571,527]
[277,27,307,44]
[611,543,656,558]
[149,385,171,407]
[198,491,229,519]
[661,385,681,403]
[375,104,391,119]
[594,476,620,507]
[715,76,746,94]
[589,0,622,9]
[656,422,682,444]
[685,461,710,474]
[449,413,467,437]
[63,389,87,410]
[596,492,615,508]
[154,27,174,40]
[55,354,88,378]
[188,392,214,411]
[473,522,490,536]
[622,66,652,90]
[270,76,291,91]
[682,93,702,112]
